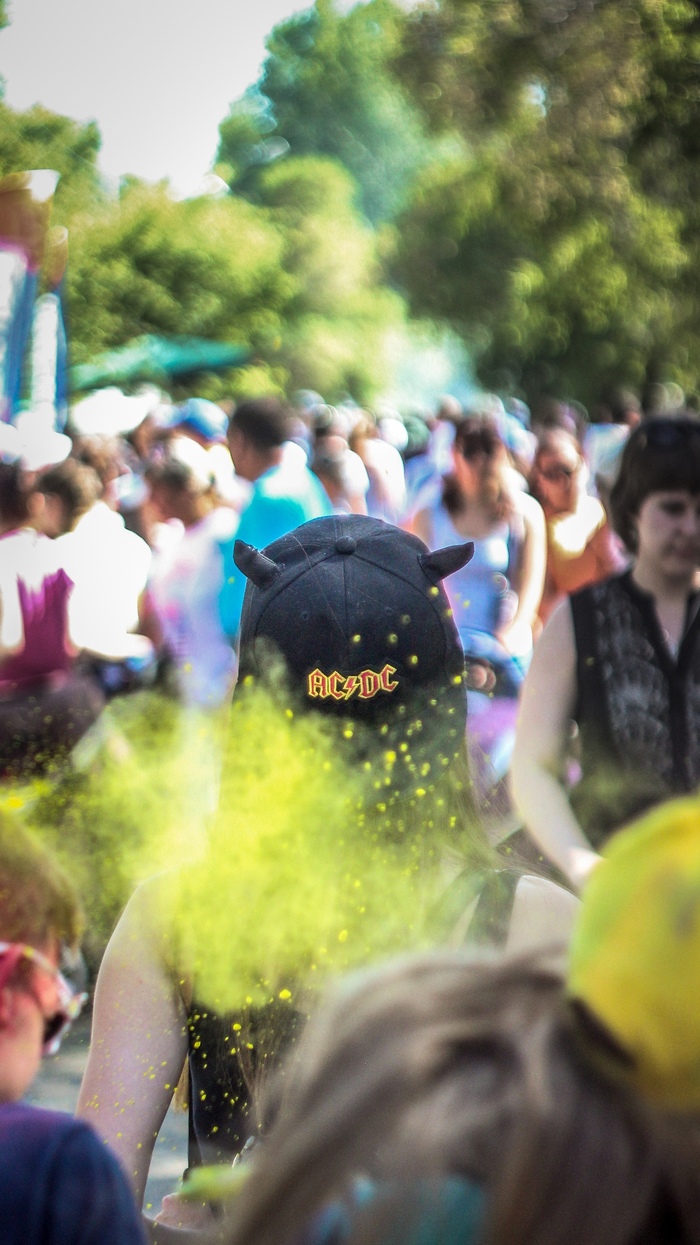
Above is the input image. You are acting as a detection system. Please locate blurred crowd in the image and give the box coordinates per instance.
[0,376,670,775]
[4,380,700,1245]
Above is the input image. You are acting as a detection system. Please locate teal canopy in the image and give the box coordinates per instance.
[70,334,252,392]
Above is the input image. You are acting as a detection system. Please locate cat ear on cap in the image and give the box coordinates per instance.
[233,541,280,591]
[419,542,475,582]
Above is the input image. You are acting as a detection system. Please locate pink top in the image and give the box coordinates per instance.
[0,529,73,693]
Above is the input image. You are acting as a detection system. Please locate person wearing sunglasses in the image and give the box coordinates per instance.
[512,416,700,889]
[0,811,145,1244]
[529,429,624,626]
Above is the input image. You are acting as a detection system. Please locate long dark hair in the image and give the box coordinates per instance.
[222,953,700,1245]
[443,417,513,523]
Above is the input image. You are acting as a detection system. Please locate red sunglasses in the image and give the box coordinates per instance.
[0,942,87,1055]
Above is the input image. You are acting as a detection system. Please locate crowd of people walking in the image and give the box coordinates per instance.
[3,380,700,1245]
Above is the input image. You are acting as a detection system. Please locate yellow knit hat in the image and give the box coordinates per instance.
[568,795,700,1111]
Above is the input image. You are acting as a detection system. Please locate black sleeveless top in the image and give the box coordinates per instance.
[570,571,700,847]
[187,998,303,1167]
[185,869,521,1167]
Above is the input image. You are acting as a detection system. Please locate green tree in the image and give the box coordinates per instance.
[0,102,102,221]
[65,180,290,368]
[218,0,431,224]
[64,163,403,402]
[392,0,700,404]
[255,155,404,397]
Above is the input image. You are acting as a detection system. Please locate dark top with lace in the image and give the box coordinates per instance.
[569,571,700,847]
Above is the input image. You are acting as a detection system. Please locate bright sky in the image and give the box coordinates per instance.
[0,0,310,197]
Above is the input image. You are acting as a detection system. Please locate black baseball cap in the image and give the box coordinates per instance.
[233,515,473,799]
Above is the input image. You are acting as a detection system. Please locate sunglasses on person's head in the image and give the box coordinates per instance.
[0,941,87,1055]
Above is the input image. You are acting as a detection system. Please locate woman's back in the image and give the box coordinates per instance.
[428,502,514,644]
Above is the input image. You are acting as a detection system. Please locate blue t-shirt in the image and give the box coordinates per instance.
[219,460,332,637]
[0,1102,145,1245]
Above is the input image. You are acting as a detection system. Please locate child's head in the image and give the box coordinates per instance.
[0,812,84,1101]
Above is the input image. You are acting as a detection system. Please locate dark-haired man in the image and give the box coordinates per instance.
[220,397,331,638]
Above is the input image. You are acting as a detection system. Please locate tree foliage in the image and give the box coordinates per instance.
[255,155,404,396]
[217,0,431,224]
[392,0,700,403]
[64,160,402,401]
[0,102,102,221]
[66,182,289,364]
[0,82,403,400]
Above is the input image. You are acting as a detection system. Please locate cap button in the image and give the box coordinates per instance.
[335,537,357,554]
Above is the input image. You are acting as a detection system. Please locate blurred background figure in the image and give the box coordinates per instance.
[413,415,545,696]
[402,395,463,520]
[44,451,154,690]
[311,437,369,514]
[220,397,332,641]
[0,457,104,778]
[512,416,700,889]
[163,396,249,512]
[141,437,237,709]
[349,412,406,525]
[583,388,641,506]
[0,811,145,1245]
[530,429,625,626]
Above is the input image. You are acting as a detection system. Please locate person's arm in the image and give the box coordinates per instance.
[510,600,601,889]
[498,492,546,655]
[77,877,188,1209]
